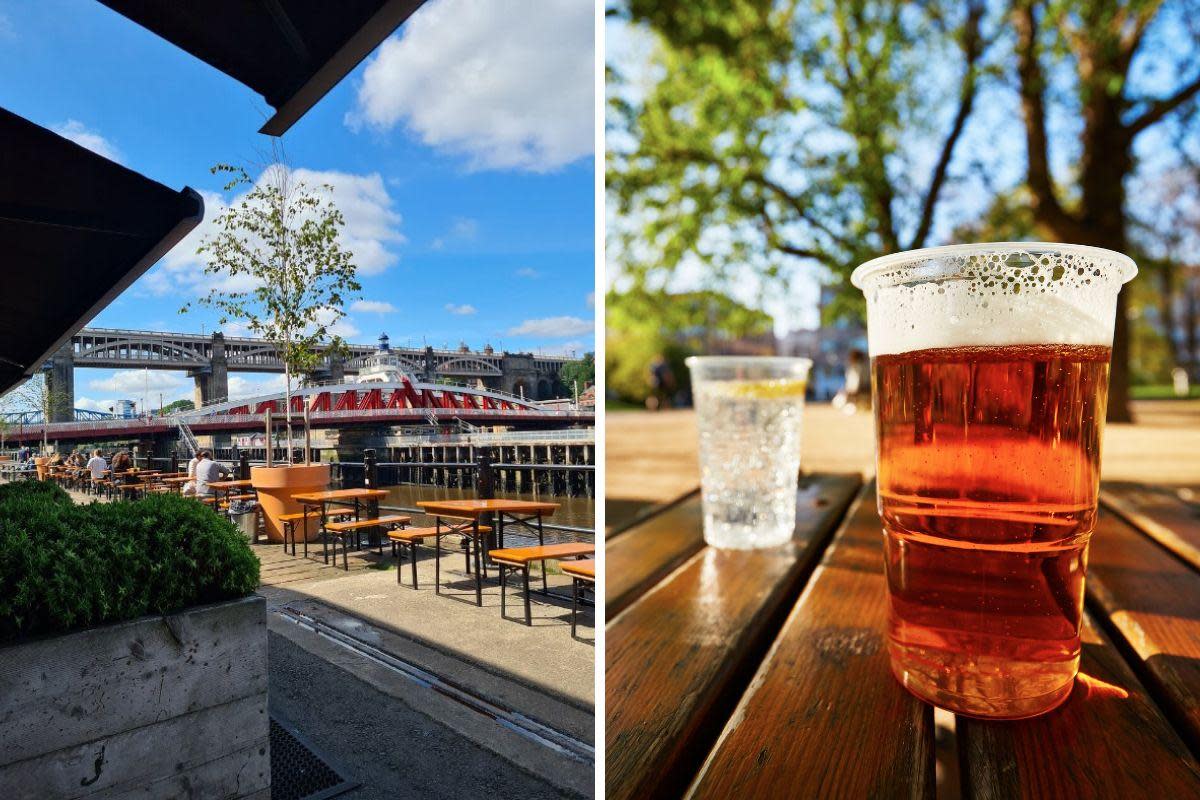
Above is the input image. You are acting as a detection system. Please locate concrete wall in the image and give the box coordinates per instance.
[0,595,269,800]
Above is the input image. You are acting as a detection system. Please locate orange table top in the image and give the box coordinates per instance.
[292,488,389,503]
[207,479,253,489]
[416,499,559,518]
[160,476,193,484]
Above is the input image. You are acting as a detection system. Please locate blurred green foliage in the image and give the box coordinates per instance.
[606,288,773,403]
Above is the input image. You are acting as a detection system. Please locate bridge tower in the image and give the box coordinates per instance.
[189,332,228,409]
[501,353,540,400]
[46,341,75,423]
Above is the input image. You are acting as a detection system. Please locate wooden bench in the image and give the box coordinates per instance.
[278,509,353,558]
[323,515,412,569]
[489,543,596,626]
[386,524,493,590]
[605,473,1200,799]
[559,559,595,639]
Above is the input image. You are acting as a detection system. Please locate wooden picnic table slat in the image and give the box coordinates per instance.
[1086,506,1200,750]
[606,475,860,618]
[685,483,935,800]
[605,491,703,617]
[605,472,861,800]
[1101,481,1200,572]
[958,614,1200,798]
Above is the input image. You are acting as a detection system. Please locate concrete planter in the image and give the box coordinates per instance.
[0,595,269,799]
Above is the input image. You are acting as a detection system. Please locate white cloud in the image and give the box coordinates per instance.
[75,397,109,412]
[52,120,121,163]
[507,316,593,338]
[516,267,541,279]
[351,300,397,314]
[450,217,478,239]
[347,0,594,171]
[536,340,587,357]
[89,370,188,394]
[445,303,477,316]
[147,165,404,302]
[228,375,288,400]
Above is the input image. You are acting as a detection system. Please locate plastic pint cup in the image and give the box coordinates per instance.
[686,356,813,550]
[851,242,1137,718]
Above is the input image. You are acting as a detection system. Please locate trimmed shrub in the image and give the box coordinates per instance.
[0,488,259,643]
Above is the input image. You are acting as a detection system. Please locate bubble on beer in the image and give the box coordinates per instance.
[857,248,1128,357]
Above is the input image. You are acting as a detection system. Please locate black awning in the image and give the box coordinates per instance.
[0,107,203,394]
[97,0,426,136]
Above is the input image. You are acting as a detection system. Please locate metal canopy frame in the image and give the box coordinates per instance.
[97,0,428,136]
[0,107,203,395]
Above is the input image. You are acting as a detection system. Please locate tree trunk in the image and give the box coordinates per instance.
[284,364,294,464]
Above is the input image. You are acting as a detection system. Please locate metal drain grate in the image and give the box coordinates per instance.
[269,715,358,800]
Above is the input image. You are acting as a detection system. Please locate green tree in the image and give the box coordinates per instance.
[608,0,990,323]
[610,0,1200,421]
[160,399,196,416]
[606,288,774,403]
[1009,0,1200,420]
[560,352,597,391]
[184,162,360,452]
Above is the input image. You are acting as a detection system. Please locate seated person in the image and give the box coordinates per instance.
[86,449,107,482]
[189,450,231,497]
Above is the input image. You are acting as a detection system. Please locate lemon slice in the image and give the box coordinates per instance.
[707,378,807,399]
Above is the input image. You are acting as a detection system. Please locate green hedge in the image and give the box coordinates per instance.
[0,484,259,643]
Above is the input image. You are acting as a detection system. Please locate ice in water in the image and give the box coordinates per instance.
[694,379,806,549]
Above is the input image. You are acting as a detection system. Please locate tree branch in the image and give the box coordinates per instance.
[1012,0,1082,238]
[1128,71,1200,135]
[910,1,985,249]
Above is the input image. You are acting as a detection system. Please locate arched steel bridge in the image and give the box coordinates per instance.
[4,379,592,444]
[67,328,571,379]
[0,409,117,423]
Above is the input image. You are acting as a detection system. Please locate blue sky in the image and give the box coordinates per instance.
[0,0,595,412]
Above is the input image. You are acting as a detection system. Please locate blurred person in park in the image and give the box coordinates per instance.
[647,354,677,411]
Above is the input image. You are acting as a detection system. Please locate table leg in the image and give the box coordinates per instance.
[473,518,483,606]
[523,566,532,626]
[434,518,442,595]
[571,577,579,638]
[539,514,547,594]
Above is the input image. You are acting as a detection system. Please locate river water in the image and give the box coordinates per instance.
[377,483,596,535]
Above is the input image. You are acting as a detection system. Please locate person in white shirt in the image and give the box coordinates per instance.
[86,449,107,482]
[182,452,201,495]
[193,451,231,497]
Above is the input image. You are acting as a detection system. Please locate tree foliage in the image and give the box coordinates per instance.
[560,352,597,389]
[185,161,360,446]
[609,0,991,321]
[606,288,774,403]
[609,0,1200,420]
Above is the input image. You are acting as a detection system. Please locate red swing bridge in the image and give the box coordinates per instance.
[3,380,593,445]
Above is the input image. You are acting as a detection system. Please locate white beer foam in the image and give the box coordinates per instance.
[852,245,1135,357]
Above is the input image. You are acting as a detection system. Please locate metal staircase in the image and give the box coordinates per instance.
[175,417,200,457]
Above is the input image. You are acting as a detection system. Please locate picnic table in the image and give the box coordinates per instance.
[606,473,1200,799]
[415,499,559,606]
[292,488,389,563]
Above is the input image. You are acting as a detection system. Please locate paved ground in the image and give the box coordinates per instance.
[256,536,595,707]
[607,400,1200,519]
[268,630,579,799]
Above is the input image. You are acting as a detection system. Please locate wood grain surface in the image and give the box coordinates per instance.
[1101,481,1200,572]
[685,484,935,800]
[605,473,861,800]
[959,615,1200,799]
[606,475,859,618]
[1087,508,1200,752]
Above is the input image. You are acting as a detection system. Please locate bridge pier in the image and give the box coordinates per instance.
[46,342,75,423]
[501,353,540,400]
[189,333,227,409]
